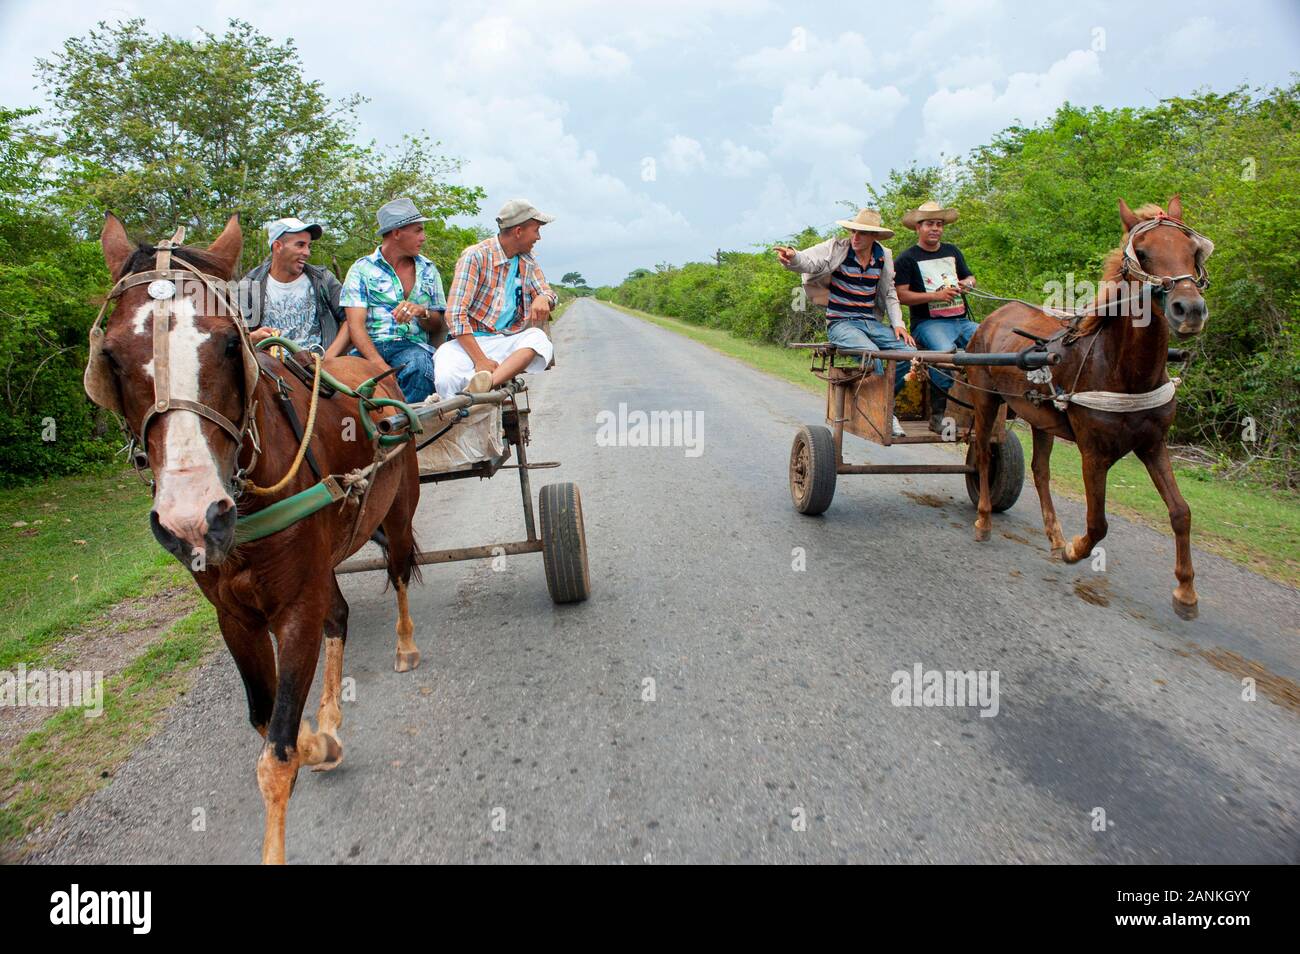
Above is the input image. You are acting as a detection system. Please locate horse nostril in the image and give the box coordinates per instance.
[206,498,237,540]
[149,510,187,561]
[1170,298,1187,318]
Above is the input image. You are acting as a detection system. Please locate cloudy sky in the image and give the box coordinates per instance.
[2,0,1297,284]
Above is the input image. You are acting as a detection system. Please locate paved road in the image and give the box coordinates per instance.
[31,299,1300,863]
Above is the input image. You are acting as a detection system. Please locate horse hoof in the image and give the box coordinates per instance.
[1051,547,1066,561]
[395,650,421,673]
[312,733,343,772]
[1173,596,1199,621]
[974,526,990,542]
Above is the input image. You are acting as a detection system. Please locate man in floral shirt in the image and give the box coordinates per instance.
[340,197,446,403]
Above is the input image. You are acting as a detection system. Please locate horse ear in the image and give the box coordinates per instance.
[101,212,133,279]
[1167,194,1183,221]
[205,214,244,279]
[1118,198,1139,233]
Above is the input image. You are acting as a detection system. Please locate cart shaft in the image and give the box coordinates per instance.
[336,538,544,574]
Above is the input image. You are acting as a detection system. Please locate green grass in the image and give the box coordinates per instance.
[0,471,175,670]
[0,603,221,850]
[607,302,1300,587]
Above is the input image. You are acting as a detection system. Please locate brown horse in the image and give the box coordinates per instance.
[965,197,1212,620]
[88,214,423,862]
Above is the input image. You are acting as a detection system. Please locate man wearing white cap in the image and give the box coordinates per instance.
[238,217,349,356]
[775,208,912,437]
[435,199,557,398]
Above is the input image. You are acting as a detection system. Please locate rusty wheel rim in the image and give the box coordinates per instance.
[790,434,810,504]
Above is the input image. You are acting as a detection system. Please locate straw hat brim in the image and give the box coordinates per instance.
[835,219,895,239]
[902,207,959,230]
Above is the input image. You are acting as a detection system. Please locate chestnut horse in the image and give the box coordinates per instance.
[965,197,1213,620]
[88,214,423,862]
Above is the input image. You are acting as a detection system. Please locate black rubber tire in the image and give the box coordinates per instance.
[539,482,591,604]
[965,432,1025,512]
[790,425,837,515]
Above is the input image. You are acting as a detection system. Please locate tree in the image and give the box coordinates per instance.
[560,271,588,286]
[34,19,485,275]
[0,108,114,479]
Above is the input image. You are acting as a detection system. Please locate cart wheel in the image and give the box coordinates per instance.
[965,431,1025,512]
[790,425,837,515]
[539,482,590,604]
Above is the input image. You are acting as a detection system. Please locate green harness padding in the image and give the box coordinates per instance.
[232,339,426,544]
[234,476,347,544]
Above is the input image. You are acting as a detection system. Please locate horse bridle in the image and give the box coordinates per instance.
[87,226,262,488]
[1119,215,1212,294]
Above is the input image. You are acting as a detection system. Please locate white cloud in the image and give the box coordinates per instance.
[719,140,768,178]
[658,136,767,178]
[727,152,876,245]
[935,54,1004,89]
[932,0,1004,23]
[1153,16,1258,67]
[733,29,875,87]
[766,73,908,158]
[919,48,1102,159]
[662,135,707,174]
[436,90,691,255]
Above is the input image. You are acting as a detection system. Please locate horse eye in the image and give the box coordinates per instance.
[224,333,241,357]
[1135,248,1149,263]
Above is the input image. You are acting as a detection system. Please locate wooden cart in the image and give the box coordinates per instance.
[786,343,1059,517]
[336,381,591,605]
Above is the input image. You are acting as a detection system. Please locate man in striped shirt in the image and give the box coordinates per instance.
[435,199,557,399]
[776,208,913,436]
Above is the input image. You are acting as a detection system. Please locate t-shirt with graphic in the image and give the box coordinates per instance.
[264,272,321,351]
[893,242,972,327]
[825,241,883,323]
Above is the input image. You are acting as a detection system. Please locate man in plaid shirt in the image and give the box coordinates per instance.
[434,199,557,399]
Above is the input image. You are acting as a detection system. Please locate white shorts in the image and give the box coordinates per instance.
[433,327,554,399]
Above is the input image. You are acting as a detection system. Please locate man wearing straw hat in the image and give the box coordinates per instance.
[893,200,979,432]
[775,208,912,437]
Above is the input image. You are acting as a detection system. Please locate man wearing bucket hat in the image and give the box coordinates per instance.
[339,197,447,403]
[775,208,912,437]
[893,200,979,432]
[238,217,349,356]
[435,199,557,399]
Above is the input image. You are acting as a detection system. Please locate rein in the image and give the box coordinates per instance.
[243,352,324,496]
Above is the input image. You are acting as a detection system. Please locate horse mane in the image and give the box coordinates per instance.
[1075,203,1165,336]
[120,241,230,279]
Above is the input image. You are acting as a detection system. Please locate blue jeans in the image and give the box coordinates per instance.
[915,318,979,393]
[826,318,910,391]
[367,339,435,404]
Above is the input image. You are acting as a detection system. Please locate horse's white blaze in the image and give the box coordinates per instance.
[132,302,151,335]
[144,298,231,551]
